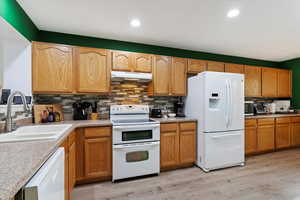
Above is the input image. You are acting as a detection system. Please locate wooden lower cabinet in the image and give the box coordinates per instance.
[291,122,300,147]
[257,124,275,152]
[160,122,196,170]
[68,137,76,194]
[76,127,112,184]
[275,123,291,149]
[245,121,257,155]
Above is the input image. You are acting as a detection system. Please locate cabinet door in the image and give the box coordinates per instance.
[111,50,132,71]
[84,137,112,178]
[277,69,292,97]
[160,129,179,169]
[187,59,207,74]
[76,47,110,93]
[153,56,171,95]
[225,63,244,74]
[207,61,225,72]
[244,66,262,97]
[132,53,153,73]
[276,123,291,149]
[291,123,300,147]
[179,130,196,164]
[69,141,76,194]
[245,126,257,155]
[171,57,187,96]
[32,42,74,93]
[257,125,275,152]
[262,67,278,97]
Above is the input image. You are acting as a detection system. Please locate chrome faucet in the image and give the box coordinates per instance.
[5,91,29,133]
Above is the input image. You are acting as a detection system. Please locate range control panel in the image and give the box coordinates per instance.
[110,105,149,115]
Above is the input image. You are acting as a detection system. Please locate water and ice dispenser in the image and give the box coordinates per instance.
[209,93,220,109]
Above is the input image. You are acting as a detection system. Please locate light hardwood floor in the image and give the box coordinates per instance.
[73,149,300,200]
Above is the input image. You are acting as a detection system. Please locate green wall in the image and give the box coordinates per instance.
[280,58,300,109]
[0,0,39,41]
[38,31,279,67]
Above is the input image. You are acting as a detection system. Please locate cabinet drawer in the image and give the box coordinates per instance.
[68,131,76,146]
[291,117,300,123]
[245,119,257,127]
[84,127,111,138]
[257,118,275,125]
[179,122,196,131]
[276,117,291,124]
[161,123,177,132]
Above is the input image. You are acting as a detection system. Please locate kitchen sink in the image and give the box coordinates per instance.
[0,124,72,143]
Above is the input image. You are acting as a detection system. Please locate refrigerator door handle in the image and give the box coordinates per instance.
[228,80,233,127]
[225,80,230,128]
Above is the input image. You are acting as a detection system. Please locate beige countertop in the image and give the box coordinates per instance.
[152,117,197,123]
[0,117,195,200]
[245,113,300,119]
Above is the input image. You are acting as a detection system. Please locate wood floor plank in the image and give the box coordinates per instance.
[73,148,300,200]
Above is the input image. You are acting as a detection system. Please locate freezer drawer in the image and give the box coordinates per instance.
[202,131,244,171]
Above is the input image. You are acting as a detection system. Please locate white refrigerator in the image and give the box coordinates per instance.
[185,71,245,172]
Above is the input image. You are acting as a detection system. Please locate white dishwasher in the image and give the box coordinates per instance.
[23,148,65,200]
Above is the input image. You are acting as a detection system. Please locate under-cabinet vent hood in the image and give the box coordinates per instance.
[111,71,152,82]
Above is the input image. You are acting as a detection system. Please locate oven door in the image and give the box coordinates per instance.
[113,141,160,181]
[113,124,160,144]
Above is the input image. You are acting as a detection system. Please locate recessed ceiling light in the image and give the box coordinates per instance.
[227,9,240,18]
[130,19,141,27]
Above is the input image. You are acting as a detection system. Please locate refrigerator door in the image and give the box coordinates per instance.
[204,72,244,132]
[203,130,244,170]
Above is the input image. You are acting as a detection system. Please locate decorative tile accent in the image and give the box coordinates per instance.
[34,81,180,119]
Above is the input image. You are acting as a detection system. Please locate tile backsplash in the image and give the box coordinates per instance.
[34,81,180,120]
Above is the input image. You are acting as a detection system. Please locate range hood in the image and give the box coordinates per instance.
[111,71,152,82]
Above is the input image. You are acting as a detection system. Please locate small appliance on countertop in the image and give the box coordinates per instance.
[244,101,254,116]
[150,108,162,118]
[274,100,291,113]
[253,102,268,115]
[72,102,92,120]
[174,97,186,117]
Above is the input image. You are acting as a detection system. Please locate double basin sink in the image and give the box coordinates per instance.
[0,124,72,143]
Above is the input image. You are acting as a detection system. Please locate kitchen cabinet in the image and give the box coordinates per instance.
[244,65,262,97]
[207,61,225,72]
[225,63,244,74]
[179,123,196,164]
[84,127,112,179]
[32,42,74,93]
[277,69,292,97]
[68,131,76,195]
[111,50,132,71]
[262,67,278,97]
[150,56,172,96]
[275,117,291,149]
[257,118,275,152]
[160,123,179,169]
[171,57,187,96]
[132,53,153,73]
[75,47,110,93]
[111,51,153,73]
[291,117,300,147]
[160,122,196,170]
[245,119,257,155]
[187,59,207,74]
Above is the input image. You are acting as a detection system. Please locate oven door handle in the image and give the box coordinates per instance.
[113,124,160,130]
[113,141,160,149]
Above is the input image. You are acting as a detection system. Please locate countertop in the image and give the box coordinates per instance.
[0,117,195,200]
[245,113,300,119]
[152,117,197,123]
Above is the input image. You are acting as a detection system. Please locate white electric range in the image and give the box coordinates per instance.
[110,105,160,182]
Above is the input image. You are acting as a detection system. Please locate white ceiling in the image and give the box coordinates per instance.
[16,0,300,62]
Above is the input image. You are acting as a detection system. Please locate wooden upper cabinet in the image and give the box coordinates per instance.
[152,56,171,96]
[76,47,110,93]
[244,65,262,97]
[111,50,132,71]
[187,59,207,74]
[225,63,244,74]
[207,61,225,72]
[171,57,187,96]
[32,42,74,93]
[277,69,292,97]
[262,67,278,97]
[132,53,153,73]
